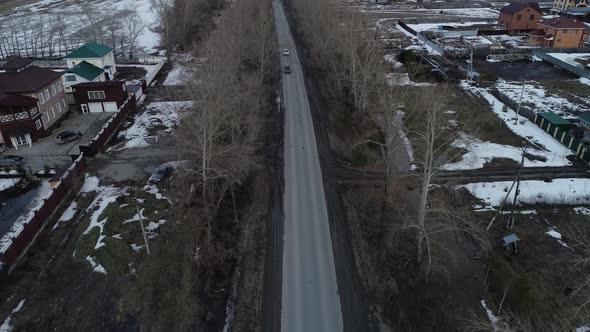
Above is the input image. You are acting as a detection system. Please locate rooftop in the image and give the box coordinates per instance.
[72,80,125,88]
[66,61,104,81]
[0,57,34,72]
[579,112,590,122]
[539,16,587,29]
[0,93,37,108]
[539,111,572,125]
[0,66,63,93]
[65,42,113,59]
[499,2,541,14]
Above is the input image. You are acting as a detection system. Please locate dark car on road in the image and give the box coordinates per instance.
[148,164,175,184]
[56,130,82,143]
[0,155,23,166]
[283,65,292,74]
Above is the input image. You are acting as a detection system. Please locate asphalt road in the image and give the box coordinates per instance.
[273,2,344,331]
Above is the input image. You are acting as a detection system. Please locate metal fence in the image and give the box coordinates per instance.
[532,49,590,79]
[0,154,87,274]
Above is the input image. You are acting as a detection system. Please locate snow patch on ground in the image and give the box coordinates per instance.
[82,176,124,251]
[480,300,499,330]
[144,184,171,202]
[580,77,590,86]
[0,299,25,332]
[574,207,590,216]
[0,178,21,191]
[547,53,590,68]
[115,101,193,150]
[460,179,590,208]
[459,82,574,167]
[52,201,77,231]
[384,54,403,68]
[80,175,100,193]
[85,256,107,274]
[385,73,433,86]
[545,227,570,248]
[443,133,571,170]
[495,80,590,117]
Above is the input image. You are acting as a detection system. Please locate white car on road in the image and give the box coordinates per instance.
[283,48,290,56]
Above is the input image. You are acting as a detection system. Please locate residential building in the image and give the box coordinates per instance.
[580,113,590,129]
[499,2,543,31]
[0,93,43,149]
[0,58,68,149]
[527,16,588,47]
[64,42,117,79]
[553,0,588,12]
[72,81,128,113]
[63,61,107,94]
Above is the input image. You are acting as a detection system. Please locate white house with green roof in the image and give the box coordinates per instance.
[64,42,116,80]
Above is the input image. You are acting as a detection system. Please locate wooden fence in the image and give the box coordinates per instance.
[0,154,87,274]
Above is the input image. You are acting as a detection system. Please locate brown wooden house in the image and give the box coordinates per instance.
[0,93,45,148]
[72,81,128,113]
[498,2,543,31]
[527,16,588,47]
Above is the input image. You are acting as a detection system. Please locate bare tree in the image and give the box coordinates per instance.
[123,12,145,58]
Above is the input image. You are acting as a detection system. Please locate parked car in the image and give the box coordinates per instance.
[283,48,290,56]
[148,164,175,183]
[0,155,23,166]
[56,130,82,143]
[0,143,6,153]
[283,65,292,74]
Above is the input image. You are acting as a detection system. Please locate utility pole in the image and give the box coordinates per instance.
[467,48,474,82]
[135,203,151,255]
[508,146,527,230]
[514,80,527,125]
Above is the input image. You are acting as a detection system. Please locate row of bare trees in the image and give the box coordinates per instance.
[0,4,145,60]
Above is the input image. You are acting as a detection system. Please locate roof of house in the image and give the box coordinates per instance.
[0,57,34,71]
[528,28,546,36]
[0,66,63,93]
[66,61,104,81]
[579,113,590,122]
[538,16,587,29]
[64,42,113,59]
[500,2,541,14]
[72,80,124,88]
[0,93,37,107]
[539,111,571,125]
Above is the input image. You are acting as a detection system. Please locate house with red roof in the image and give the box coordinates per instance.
[498,2,543,31]
[527,16,588,47]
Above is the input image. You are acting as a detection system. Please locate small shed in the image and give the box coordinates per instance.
[535,111,571,135]
[579,113,590,129]
[502,233,520,255]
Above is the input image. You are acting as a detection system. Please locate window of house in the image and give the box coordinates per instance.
[530,15,535,20]
[44,112,50,123]
[50,107,55,118]
[61,99,66,109]
[35,119,42,129]
[51,84,57,96]
[574,29,579,35]
[57,102,62,113]
[516,14,522,20]
[557,38,561,43]
[88,90,106,100]
[39,92,45,104]
[44,89,50,100]
[56,83,62,92]
[66,75,77,82]
[563,29,568,34]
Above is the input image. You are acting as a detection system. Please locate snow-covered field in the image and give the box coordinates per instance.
[495,80,590,118]
[115,101,193,150]
[0,0,161,58]
[0,299,25,332]
[385,72,432,86]
[163,65,192,86]
[547,53,590,69]
[407,21,492,33]
[443,82,574,170]
[460,178,590,208]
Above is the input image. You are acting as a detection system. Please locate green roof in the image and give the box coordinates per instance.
[579,113,590,122]
[65,42,113,59]
[539,112,571,125]
[66,61,104,81]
